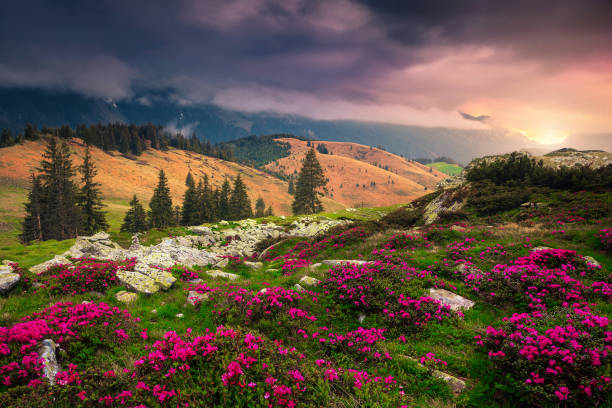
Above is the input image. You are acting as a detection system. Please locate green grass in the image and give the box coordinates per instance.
[427,162,463,176]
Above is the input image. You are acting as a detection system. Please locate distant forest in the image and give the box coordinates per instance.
[414,156,459,165]
[0,122,234,160]
[216,134,312,167]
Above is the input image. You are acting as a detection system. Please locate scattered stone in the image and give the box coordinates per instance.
[322,259,372,267]
[531,246,553,252]
[116,290,138,303]
[219,220,229,225]
[429,288,475,311]
[175,313,184,318]
[188,226,213,235]
[293,283,305,292]
[244,261,263,270]
[0,269,19,295]
[129,234,141,250]
[265,268,279,273]
[187,290,209,306]
[87,291,104,298]
[39,339,59,385]
[134,263,176,289]
[310,262,322,269]
[30,255,71,274]
[584,256,601,268]
[206,269,239,281]
[432,370,466,395]
[151,309,157,314]
[1,259,16,266]
[358,313,366,324]
[215,258,230,268]
[116,270,160,294]
[299,276,320,287]
[450,225,465,232]
[258,288,269,294]
[189,278,203,284]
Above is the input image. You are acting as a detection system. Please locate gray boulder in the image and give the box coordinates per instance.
[39,339,60,385]
[30,255,71,275]
[429,288,475,311]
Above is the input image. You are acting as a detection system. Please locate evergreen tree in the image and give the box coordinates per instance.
[288,178,295,195]
[121,195,148,233]
[196,175,216,222]
[174,205,182,226]
[255,197,266,218]
[37,138,82,240]
[265,206,274,216]
[292,147,328,215]
[149,169,174,228]
[217,178,231,220]
[20,174,44,242]
[78,146,108,234]
[181,172,200,225]
[229,174,252,220]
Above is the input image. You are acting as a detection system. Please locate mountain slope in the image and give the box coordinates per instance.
[0,139,346,221]
[265,138,446,207]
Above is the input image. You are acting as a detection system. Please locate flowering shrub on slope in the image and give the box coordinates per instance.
[597,228,612,252]
[476,305,611,405]
[34,257,137,295]
[0,302,140,389]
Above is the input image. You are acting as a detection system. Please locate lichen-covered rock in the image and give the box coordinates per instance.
[428,288,475,311]
[0,271,20,294]
[39,339,59,385]
[432,370,466,395]
[322,259,372,266]
[299,276,320,287]
[188,226,213,236]
[30,255,71,275]
[116,290,138,303]
[134,263,176,290]
[423,187,467,224]
[206,269,239,280]
[293,283,305,292]
[244,261,263,270]
[116,270,160,294]
[584,256,601,268]
[187,290,209,306]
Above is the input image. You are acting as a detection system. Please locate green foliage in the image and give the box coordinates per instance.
[255,197,266,218]
[466,182,530,215]
[229,175,252,220]
[77,146,108,235]
[120,195,148,233]
[148,169,175,228]
[292,148,328,215]
[181,172,200,225]
[216,134,298,167]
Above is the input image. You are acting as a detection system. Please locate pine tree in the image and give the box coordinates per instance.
[288,179,295,195]
[20,174,44,242]
[196,175,215,222]
[292,147,328,215]
[37,138,82,240]
[78,146,108,234]
[255,197,266,218]
[181,172,200,225]
[149,169,174,228]
[218,178,231,220]
[265,206,274,216]
[229,175,252,220]
[121,195,148,233]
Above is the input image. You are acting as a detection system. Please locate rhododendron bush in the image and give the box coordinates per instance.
[477,305,611,405]
[34,257,137,295]
[0,302,140,389]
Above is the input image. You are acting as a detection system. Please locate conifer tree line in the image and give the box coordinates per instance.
[120,171,271,233]
[0,122,233,160]
[20,138,108,242]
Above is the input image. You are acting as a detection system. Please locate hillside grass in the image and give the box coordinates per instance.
[426,161,463,176]
[0,189,609,407]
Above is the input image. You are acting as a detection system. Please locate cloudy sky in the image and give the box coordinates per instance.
[1,0,611,143]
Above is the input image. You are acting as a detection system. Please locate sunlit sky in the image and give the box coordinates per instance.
[1,0,611,144]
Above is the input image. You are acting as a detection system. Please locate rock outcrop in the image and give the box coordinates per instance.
[0,263,20,294]
[428,288,475,311]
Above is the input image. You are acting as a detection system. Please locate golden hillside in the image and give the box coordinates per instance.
[265,138,447,208]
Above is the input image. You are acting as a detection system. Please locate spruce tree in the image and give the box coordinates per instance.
[229,174,252,220]
[265,206,274,216]
[149,169,174,228]
[196,175,215,222]
[181,172,199,225]
[121,195,148,233]
[78,146,108,235]
[292,147,328,215]
[20,174,44,242]
[218,178,231,220]
[255,197,266,218]
[288,179,295,195]
[37,138,82,240]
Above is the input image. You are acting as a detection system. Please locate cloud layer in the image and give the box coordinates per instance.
[0,0,610,140]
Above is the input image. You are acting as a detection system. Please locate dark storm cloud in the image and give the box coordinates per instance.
[0,0,610,134]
